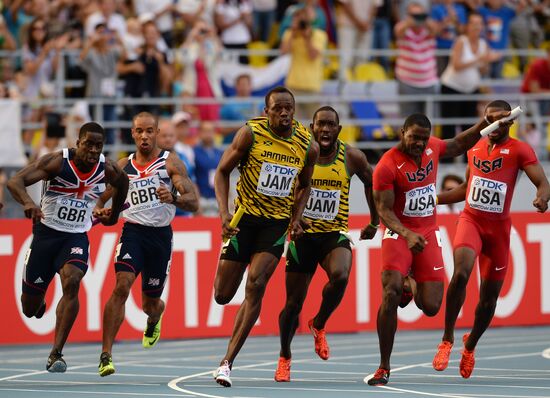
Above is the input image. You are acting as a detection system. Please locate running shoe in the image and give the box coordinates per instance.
[142,314,163,348]
[213,360,232,387]
[98,351,115,377]
[460,333,475,378]
[274,357,291,382]
[433,340,453,371]
[367,368,390,386]
[35,300,46,319]
[46,350,67,373]
[399,291,413,308]
[308,319,329,360]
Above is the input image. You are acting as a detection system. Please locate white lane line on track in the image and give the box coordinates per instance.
[0,388,193,397]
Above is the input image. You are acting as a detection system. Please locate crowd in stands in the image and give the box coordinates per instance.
[0,0,549,216]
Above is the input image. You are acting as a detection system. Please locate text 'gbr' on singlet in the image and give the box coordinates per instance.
[236,117,312,219]
[122,150,176,227]
[41,148,106,233]
[304,140,351,233]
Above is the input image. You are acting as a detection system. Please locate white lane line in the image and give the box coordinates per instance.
[8,379,160,386]
[0,388,193,397]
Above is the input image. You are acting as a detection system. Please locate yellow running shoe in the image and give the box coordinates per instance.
[142,314,163,348]
[98,352,115,377]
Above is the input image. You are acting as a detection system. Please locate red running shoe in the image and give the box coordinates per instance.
[433,340,453,371]
[460,333,475,378]
[274,357,291,382]
[367,368,390,386]
[308,319,329,360]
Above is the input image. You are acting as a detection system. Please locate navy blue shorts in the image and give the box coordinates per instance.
[114,223,173,298]
[220,214,289,263]
[286,231,351,274]
[23,223,89,295]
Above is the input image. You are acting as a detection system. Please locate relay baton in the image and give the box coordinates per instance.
[223,206,246,243]
[92,202,130,226]
[480,106,523,137]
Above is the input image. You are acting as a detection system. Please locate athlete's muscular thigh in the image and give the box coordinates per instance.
[213,259,248,305]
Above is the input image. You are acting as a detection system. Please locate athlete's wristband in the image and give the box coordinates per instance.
[368,223,380,229]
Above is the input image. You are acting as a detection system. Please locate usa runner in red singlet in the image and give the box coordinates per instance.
[433,100,550,378]
[367,110,512,386]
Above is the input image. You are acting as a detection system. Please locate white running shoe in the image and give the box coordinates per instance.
[213,360,232,387]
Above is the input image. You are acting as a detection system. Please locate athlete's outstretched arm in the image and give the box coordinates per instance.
[374,189,427,253]
[347,146,379,240]
[524,163,550,213]
[437,166,470,205]
[7,151,63,222]
[215,125,253,238]
[165,152,199,212]
[102,159,129,225]
[443,110,511,158]
[290,140,320,240]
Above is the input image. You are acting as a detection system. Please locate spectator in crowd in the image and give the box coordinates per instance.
[251,0,277,42]
[219,73,261,144]
[336,0,380,81]
[430,0,467,74]
[279,0,327,39]
[172,111,197,183]
[521,47,550,117]
[510,1,544,72]
[79,22,120,146]
[133,0,175,47]
[438,174,464,214]
[280,8,327,121]
[85,0,127,38]
[519,118,544,159]
[394,2,439,117]
[193,121,223,216]
[440,12,498,141]
[478,0,515,79]
[2,0,34,47]
[177,0,218,28]
[215,0,253,64]
[0,15,16,51]
[372,0,395,71]
[179,20,223,121]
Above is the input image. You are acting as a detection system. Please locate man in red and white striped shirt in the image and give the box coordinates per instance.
[394,2,440,117]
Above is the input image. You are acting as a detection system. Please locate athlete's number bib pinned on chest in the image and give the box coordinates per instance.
[256,161,298,197]
[128,174,162,213]
[52,197,92,230]
[304,188,341,220]
[468,176,507,213]
[403,183,436,217]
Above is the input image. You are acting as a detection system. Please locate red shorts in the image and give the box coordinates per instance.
[381,227,445,282]
[453,211,512,281]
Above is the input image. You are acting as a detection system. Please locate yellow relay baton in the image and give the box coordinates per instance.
[223,206,246,243]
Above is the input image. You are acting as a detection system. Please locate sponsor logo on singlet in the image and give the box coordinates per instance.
[304,188,341,220]
[468,175,507,213]
[260,150,301,165]
[51,197,93,230]
[311,178,342,188]
[403,183,436,217]
[256,162,298,197]
[127,174,163,213]
[405,160,434,182]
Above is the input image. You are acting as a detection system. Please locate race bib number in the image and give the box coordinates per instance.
[403,183,436,217]
[127,175,162,213]
[256,162,298,197]
[303,188,340,220]
[467,176,507,213]
[52,197,93,230]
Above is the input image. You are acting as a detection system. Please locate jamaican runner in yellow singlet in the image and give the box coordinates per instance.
[212,86,320,387]
[274,106,380,382]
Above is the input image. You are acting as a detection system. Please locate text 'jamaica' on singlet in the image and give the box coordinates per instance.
[236,117,312,219]
[304,140,350,233]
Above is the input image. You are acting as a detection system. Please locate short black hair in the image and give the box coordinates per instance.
[79,122,105,139]
[403,113,431,130]
[313,106,340,124]
[442,174,464,187]
[265,86,295,107]
[485,100,511,111]
[132,112,159,128]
